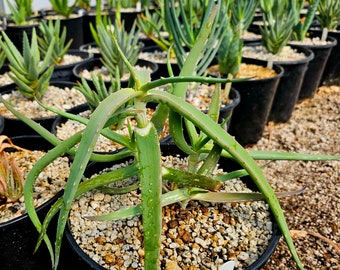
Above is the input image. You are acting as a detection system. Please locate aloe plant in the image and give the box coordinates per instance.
[90,6,141,80]
[1,2,340,270]
[292,0,321,41]
[38,19,73,65]
[0,47,6,69]
[230,0,258,34]
[312,0,340,40]
[0,136,26,203]
[0,29,56,100]
[259,0,298,54]
[49,0,78,18]
[6,0,34,25]
[164,0,228,75]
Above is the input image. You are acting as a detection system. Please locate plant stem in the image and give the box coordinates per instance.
[223,73,233,104]
[321,27,328,41]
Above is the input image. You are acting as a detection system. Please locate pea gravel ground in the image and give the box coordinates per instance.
[249,85,340,269]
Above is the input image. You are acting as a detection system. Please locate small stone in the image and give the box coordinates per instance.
[93,193,105,201]
[165,261,181,270]
[182,231,191,243]
[237,251,250,261]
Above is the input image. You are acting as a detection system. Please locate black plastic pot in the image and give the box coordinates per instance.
[309,28,340,86]
[0,136,59,269]
[1,81,79,137]
[289,35,337,100]
[267,45,314,122]
[65,143,281,270]
[0,135,89,269]
[228,59,284,146]
[242,44,314,123]
[72,58,158,88]
[52,50,93,82]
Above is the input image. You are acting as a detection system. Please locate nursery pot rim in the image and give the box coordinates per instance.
[288,34,338,50]
[54,49,93,70]
[243,43,314,65]
[239,58,284,82]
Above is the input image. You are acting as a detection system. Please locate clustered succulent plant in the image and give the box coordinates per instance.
[48,0,78,18]
[6,0,34,25]
[292,0,321,41]
[312,0,340,40]
[0,16,76,100]
[259,0,298,55]
[90,5,141,80]
[38,19,73,65]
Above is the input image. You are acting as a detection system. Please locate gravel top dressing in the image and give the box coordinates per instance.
[69,157,273,270]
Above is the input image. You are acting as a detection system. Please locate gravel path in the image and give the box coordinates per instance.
[248,85,340,269]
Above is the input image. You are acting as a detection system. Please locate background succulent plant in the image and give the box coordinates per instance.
[0,29,55,100]
[259,0,298,54]
[48,0,78,18]
[38,19,73,65]
[90,11,141,80]
[6,0,34,25]
[292,0,321,41]
[311,0,340,40]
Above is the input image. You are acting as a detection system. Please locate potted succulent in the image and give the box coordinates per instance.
[309,0,340,85]
[3,0,41,52]
[37,18,93,81]
[41,0,85,49]
[0,29,86,136]
[2,3,340,269]
[230,0,261,43]
[242,0,314,123]
[288,0,338,99]
[0,135,72,269]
